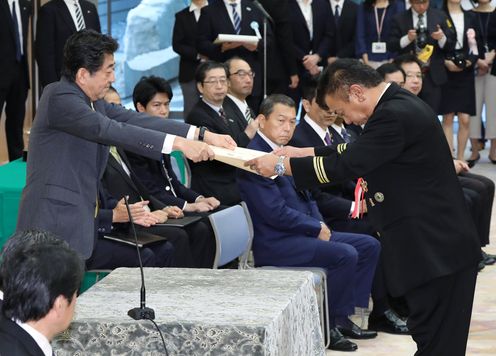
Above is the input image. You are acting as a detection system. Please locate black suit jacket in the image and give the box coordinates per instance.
[186,100,242,205]
[388,8,455,86]
[0,0,31,89]
[289,118,354,219]
[291,84,480,296]
[35,0,101,87]
[173,6,202,83]
[222,96,253,147]
[125,152,200,208]
[288,0,333,72]
[197,0,270,97]
[328,0,358,59]
[0,316,45,356]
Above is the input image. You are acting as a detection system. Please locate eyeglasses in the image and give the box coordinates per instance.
[203,78,228,86]
[230,70,255,79]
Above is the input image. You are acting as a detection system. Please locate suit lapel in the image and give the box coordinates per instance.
[107,151,140,194]
[20,0,31,42]
[216,1,236,34]
[55,0,77,32]
[81,0,96,25]
[1,0,16,41]
[328,126,344,145]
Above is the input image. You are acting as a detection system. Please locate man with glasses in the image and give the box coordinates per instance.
[186,61,242,206]
[394,53,424,95]
[388,0,455,112]
[223,57,259,147]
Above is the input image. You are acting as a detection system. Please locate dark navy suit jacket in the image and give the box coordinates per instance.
[237,134,323,266]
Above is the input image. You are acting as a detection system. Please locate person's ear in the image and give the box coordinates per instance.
[301,99,311,113]
[349,84,365,102]
[75,68,90,86]
[257,114,266,129]
[197,82,204,95]
[136,102,146,113]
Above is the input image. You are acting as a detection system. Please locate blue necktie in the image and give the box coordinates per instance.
[341,127,351,143]
[12,1,22,62]
[334,4,340,26]
[230,3,241,34]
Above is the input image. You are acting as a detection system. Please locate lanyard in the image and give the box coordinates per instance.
[374,6,388,42]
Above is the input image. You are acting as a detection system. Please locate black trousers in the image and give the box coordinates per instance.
[404,265,477,356]
[459,172,494,247]
[0,61,28,161]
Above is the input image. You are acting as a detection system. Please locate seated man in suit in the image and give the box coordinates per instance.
[224,57,259,146]
[186,61,246,206]
[238,94,381,352]
[125,76,220,214]
[99,87,215,268]
[0,230,84,355]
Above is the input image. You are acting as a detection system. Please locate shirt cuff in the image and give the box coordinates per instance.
[350,201,355,215]
[438,35,447,49]
[400,35,411,49]
[187,126,196,140]
[162,135,176,154]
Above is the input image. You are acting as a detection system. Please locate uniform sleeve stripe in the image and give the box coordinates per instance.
[313,157,325,183]
[313,157,330,184]
[317,157,330,183]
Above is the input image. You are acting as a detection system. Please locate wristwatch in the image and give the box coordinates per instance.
[198,126,208,142]
[274,155,286,176]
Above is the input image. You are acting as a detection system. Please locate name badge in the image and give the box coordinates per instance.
[372,42,387,54]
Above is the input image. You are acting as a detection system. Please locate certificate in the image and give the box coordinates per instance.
[213,34,259,45]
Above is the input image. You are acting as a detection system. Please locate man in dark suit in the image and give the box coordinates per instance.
[290,77,409,334]
[101,146,216,268]
[238,94,381,351]
[259,0,299,94]
[197,0,269,109]
[0,230,84,355]
[36,0,101,87]
[173,0,208,118]
[16,30,235,263]
[186,61,246,206]
[127,76,221,214]
[287,0,333,105]
[327,0,358,63]
[387,0,456,112]
[0,0,32,161]
[248,60,481,355]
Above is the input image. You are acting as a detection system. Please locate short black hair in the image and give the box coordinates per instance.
[132,76,173,111]
[316,59,383,108]
[376,63,405,81]
[301,75,320,102]
[62,29,119,82]
[225,56,248,77]
[259,94,295,117]
[195,61,228,84]
[1,230,84,323]
[393,53,423,69]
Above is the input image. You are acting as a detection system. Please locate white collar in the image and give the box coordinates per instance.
[227,94,248,114]
[331,123,345,137]
[15,320,53,356]
[376,82,391,108]
[202,98,223,114]
[258,131,280,151]
[297,0,313,6]
[304,115,329,143]
[190,1,208,12]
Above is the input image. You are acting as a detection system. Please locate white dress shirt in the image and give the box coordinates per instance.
[63,0,86,30]
[190,1,208,22]
[224,0,242,28]
[15,320,52,356]
[7,0,23,55]
[329,0,342,17]
[227,94,249,117]
[297,0,314,40]
[304,115,329,145]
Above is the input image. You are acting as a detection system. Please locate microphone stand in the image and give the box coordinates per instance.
[124,196,155,321]
[252,1,274,99]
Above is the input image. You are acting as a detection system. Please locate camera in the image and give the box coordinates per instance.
[416,27,430,49]
[446,51,467,69]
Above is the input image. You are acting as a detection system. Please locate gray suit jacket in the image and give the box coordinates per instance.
[17,78,191,259]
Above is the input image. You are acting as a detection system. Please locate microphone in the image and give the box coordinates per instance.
[252,0,274,24]
[250,21,262,39]
[124,196,155,321]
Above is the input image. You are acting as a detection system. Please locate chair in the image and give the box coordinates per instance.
[239,202,331,348]
[79,270,111,294]
[208,205,251,269]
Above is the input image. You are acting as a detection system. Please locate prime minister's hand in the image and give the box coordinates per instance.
[245,153,280,177]
[273,145,314,158]
[173,136,214,162]
[203,131,237,150]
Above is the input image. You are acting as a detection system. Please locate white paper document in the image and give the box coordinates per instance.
[211,146,275,178]
[213,34,259,45]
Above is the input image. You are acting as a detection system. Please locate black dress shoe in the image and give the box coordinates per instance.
[482,251,496,265]
[328,327,358,352]
[467,153,480,168]
[368,309,410,335]
[488,155,496,164]
[478,260,486,272]
[337,321,378,339]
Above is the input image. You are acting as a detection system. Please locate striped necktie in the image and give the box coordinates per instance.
[230,3,241,35]
[341,127,351,143]
[74,0,85,31]
[244,106,253,123]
